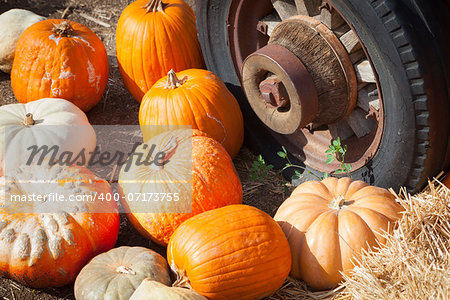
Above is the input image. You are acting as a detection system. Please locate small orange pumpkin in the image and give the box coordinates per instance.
[116,0,205,102]
[119,129,242,246]
[274,177,404,290]
[11,19,108,112]
[167,204,291,299]
[139,69,244,158]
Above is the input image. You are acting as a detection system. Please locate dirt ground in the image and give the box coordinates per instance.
[0,1,291,299]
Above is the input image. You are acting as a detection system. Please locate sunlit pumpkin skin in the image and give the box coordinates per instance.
[167,204,291,300]
[0,98,96,175]
[119,129,242,246]
[130,279,207,300]
[139,69,244,158]
[75,246,171,300]
[116,0,205,102]
[11,19,108,112]
[274,177,404,290]
[0,164,119,288]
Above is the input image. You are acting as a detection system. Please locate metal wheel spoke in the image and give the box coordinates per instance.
[339,30,361,53]
[328,121,354,140]
[294,0,321,16]
[354,59,377,83]
[345,108,376,138]
[259,12,282,36]
[271,0,298,20]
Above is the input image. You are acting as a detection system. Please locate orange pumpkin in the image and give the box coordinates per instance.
[139,69,244,158]
[0,163,119,288]
[116,0,205,102]
[11,19,108,112]
[167,204,291,299]
[274,177,404,290]
[119,129,242,246]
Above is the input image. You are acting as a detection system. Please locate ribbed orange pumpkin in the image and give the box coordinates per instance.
[0,163,119,288]
[116,0,205,102]
[139,69,244,158]
[167,204,291,299]
[11,19,108,112]
[119,129,242,246]
[274,177,404,290]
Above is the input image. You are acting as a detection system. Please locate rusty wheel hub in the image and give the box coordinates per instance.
[242,44,318,134]
[241,15,357,135]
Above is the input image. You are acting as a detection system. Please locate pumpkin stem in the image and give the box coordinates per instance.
[329,195,346,209]
[52,21,74,37]
[115,265,136,275]
[171,263,192,289]
[164,69,187,89]
[23,113,35,126]
[150,136,178,170]
[143,0,167,12]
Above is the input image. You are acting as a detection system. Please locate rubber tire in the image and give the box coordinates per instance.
[196,0,450,192]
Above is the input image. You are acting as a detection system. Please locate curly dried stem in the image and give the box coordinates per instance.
[23,113,35,126]
[164,69,187,89]
[144,0,166,12]
[52,21,73,37]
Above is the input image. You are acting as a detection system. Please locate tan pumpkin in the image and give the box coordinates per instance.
[119,129,242,246]
[116,0,205,102]
[75,246,171,300]
[11,19,108,111]
[0,9,45,73]
[167,204,291,299]
[130,279,207,300]
[274,177,404,290]
[139,69,244,158]
[0,163,119,288]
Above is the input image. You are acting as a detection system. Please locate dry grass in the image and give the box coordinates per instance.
[341,180,450,299]
[269,180,450,299]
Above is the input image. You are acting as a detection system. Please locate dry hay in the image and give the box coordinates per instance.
[269,180,449,299]
[342,181,450,299]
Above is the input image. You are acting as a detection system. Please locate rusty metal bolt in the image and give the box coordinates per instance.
[259,77,289,108]
[256,21,268,35]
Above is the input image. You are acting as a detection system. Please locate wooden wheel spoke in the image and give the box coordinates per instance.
[355,59,377,83]
[357,85,379,111]
[339,30,361,53]
[294,0,321,16]
[328,121,354,140]
[345,108,376,138]
[315,7,345,30]
[259,12,282,36]
[271,0,298,20]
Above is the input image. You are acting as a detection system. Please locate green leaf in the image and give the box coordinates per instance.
[323,172,329,178]
[333,139,339,147]
[277,151,286,158]
[335,169,344,174]
[282,146,287,153]
[266,165,274,170]
[325,154,334,164]
[325,148,333,154]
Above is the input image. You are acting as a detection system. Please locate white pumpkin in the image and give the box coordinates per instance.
[75,247,172,300]
[0,98,96,175]
[130,280,207,300]
[0,9,45,73]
